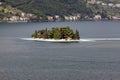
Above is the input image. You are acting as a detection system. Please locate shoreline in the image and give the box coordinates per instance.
[0,19,120,23]
[22,38,80,42]
[21,38,120,42]
[21,38,95,42]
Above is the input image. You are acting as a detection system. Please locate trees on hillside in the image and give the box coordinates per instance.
[4,0,90,19]
[31,26,80,40]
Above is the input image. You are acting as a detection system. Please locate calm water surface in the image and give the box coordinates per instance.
[0,21,120,80]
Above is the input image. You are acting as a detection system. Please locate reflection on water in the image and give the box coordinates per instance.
[0,21,120,80]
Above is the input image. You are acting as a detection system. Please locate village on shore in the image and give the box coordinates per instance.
[1,12,120,23]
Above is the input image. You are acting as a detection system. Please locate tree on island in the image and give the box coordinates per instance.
[52,27,61,39]
[32,30,38,38]
[73,30,80,40]
[60,27,74,39]
[31,26,80,40]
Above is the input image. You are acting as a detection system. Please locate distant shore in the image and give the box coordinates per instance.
[0,19,120,23]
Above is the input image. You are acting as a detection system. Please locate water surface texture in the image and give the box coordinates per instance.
[0,21,120,80]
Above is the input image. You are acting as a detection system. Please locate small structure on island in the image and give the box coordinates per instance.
[66,37,72,41]
[31,26,80,42]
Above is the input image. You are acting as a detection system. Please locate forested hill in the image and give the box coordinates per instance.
[1,0,120,21]
[3,0,92,16]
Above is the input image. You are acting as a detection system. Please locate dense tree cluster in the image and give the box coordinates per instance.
[32,26,80,40]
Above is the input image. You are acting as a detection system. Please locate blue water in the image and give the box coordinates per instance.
[0,21,120,80]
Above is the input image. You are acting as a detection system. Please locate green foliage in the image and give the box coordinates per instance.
[73,30,80,39]
[47,30,53,39]
[4,0,90,17]
[32,26,80,40]
[32,30,38,38]
[52,27,61,39]
[1,0,119,20]
[60,27,74,39]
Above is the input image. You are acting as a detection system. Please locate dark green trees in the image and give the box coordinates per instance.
[31,26,80,40]
[60,27,75,39]
[74,30,80,39]
[52,27,61,39]
[31,30,38,38]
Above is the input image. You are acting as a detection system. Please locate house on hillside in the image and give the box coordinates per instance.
[101,3,107,6]
[96,1,102,4]
[0,2,2,5]
[64,14,81,21]
[87,0,96,4]
[47,16,54,21]
[94,14,101,20]
[21,13,26,17]
[115,4,120,8]
[54,15,60,21]
[108,3,114,7]
[112,16,120,20]
[9,16,20,21]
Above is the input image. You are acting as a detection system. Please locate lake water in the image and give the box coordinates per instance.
[0,21,120,80]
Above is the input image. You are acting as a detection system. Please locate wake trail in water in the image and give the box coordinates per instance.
[86,38,120,41]
[20,38,120,42]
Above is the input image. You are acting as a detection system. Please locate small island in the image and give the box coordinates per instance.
[31,26,80,42]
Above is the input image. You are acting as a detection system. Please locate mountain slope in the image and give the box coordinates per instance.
[0,2,23,20]
[4,0,92,17]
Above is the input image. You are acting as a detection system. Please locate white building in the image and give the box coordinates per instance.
[9,16,19,21]
[96,1,102,4]
[21,13,26,17]
[47,16,54,21]
[101,3,107,6]
[87,0,96,4]
[112,16,120,20]
[115,4,120,7]
[64,15,80,21]
[64,16,69,20]
[94,14,101,20]
[108,3,114,7]
[54,15,60,20]
[0,2,2,5]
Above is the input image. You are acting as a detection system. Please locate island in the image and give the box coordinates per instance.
[31,26,80,42]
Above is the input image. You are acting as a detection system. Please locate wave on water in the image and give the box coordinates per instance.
[20,38,120,42]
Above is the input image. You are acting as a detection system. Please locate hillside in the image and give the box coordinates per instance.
[0,2,36,22]
[87,0,120,18]
[0,0,120,21]
[4,0,92,18]
[0,3,22,20]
